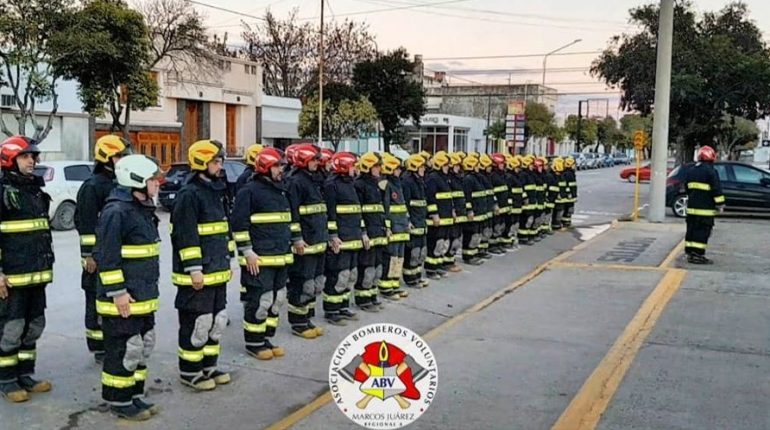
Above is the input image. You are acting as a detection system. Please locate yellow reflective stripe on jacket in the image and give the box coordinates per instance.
[389,205,408,214]
[410,227,426,236]
[6,270,52,287]
[685,241,707,249]
[511,187,523,194]
[179,246,202,261]
[494,185,507,193]
[228,240,236,252]
[389,232,410,242]
[301,242,327,255]
[369,236,389,247]
[435,218,454,226]
[121,243,160,259]
[102,372,136,388]
[499,207,512,214]
[299,203,327,215]
[197,221,229,235]
[237,254,294,267]
[568,181,578,186]
[250,212,291,224]
[80,235,96,246]
[471,191,486,198]
[0,354,18,367]
[427,204,438,212]
[134,368,148,381]
[336,205,362,214]
[714,195,725,204]
[435,191,453,200]
[17,350,35,361]
[203,344,221,356]
[687,182,712,191]
[178,348,205,362]
[243,321,267,333]
[524,184,537,191]
[455,216,468,223]
[96,299,159,316]
[172,270,232,286]
[233,231,250,242]
[0,218,49,233]
[409,200,427,207]
[327,221,338,230]
[465,202,472,209]
[99,269,124,285]
[549,186,561,192]
[485,190,495,196]
[290,223,301,233]
[86,329,104,340]
[686,208,717,216]
[361,204,384,213]
[451,191,464,198]
[339,240,363,250]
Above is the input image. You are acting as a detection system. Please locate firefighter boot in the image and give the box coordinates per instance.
[133,398,161,415]
[0,382,29,403]
[325,313,349,326]
[291,325,318,339]
[204,369,232,385]
[308,320,324,337]
[264,340,285,358]
[246,346,274,361]
[339,309,359,321]
[180,374,217,391]
[112,404,152,421]
[18,376,52,393]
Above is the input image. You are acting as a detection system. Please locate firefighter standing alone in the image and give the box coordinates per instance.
[684,145,725,264]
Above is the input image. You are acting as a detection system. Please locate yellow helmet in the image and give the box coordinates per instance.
[565,156,576,168]
[244,143,264,166]
[431,151,450,169]
[467,151,480,159]
[552,157,565,172]
[505,154,519,170]
[448,152,464,167]
[94,135,132,164]
[462,155,480,171]
[357,151,381,173]
[521,154,535,167]
[404,154,426,172]
[380,152,402,175]
[188,139,225,171]
[418,150,431,162]
[479,154,493,168]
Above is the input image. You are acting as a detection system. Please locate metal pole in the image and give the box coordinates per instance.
[541,38,582,102]
[486,93,491,152]
[576,100,583,151]
[648,0,674,223]
[317,0,324,146]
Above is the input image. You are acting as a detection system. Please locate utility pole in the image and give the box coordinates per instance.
[317,0,325,147]
[485,93,491,153]
[576,100,584,151]
[648,0,674,223]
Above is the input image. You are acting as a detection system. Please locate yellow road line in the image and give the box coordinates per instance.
[551,261,665,272]
[659,239,685,268]
[264,224,620,430]
[551,268,687,430]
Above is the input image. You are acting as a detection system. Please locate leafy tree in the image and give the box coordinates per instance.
[353,48,425,152]
[298,83,378,150]
[486,119,505,141]
[591,1,770,163]
[715,115,759,159]
[52,0,158,136]
[0,0,75,142]
[241,9,377,97]
[564,115,598,150]
[596,116,625,152]
[525,102,561,140]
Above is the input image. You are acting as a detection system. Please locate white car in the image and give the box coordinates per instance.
[34,160,94,230]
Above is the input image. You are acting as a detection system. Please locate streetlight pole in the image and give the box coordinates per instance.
[648,0,674,223]
[317,0,324,147]
[541,38,582,102]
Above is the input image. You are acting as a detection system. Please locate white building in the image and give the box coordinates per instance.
[260,95,301,148]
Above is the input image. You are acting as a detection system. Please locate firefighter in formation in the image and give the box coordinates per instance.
[1,132,583,419]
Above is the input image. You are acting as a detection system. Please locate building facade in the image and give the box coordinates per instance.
[260,95,302,149]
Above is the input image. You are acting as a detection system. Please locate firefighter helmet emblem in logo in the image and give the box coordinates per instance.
[329,323,438,429]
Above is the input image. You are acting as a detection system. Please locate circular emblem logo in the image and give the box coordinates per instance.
[329,323,438,429]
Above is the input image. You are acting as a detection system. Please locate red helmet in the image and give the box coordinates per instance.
[293,143,320,169]
[491,153,506,168]
[285,144,300,165]
[319,148,334,167]
[255,147,284,175]
[697,145,716,162]
[330,152,357,174]
[0,135,40,169]
[534,158,544,167]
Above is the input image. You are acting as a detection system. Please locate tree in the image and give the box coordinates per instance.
[564,115,598,150]
[353,48,425,152]
[137,0,218,73]
[714,115,759,159]
[53,0,158,136]
[241,9,377,97]
[298,83,378,150]
[524,102,560,140]
[0,0,75,142]
[486,119,505,141]
[591,1,770,163]
[596,116,625,152]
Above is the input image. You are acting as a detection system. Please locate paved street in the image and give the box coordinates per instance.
[5,166,768,430]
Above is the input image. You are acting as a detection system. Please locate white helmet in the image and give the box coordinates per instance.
[115,154,160,188]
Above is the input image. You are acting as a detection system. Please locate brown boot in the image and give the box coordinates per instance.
[18,376,51,393]
[1,382,29,403]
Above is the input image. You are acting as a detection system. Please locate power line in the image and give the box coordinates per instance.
[432,67,591,75]
[189,0,265,21]
[424,50,602,61]
[298,0,470,20]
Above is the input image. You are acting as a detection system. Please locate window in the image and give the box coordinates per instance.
[244,64,250,74]
[713,164,728,181]
[415,126,449,153]
[0,94,13,107]
[732,165,764,184]
[63,165,93,181]
[251,65,257,75]
[453,128,468,152]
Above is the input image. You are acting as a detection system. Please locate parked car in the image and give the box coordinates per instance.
[599,154,615,168]
[568,153,586,170]
[33,161,94,230]
[666,161,770,218]
[619,160,676,182]
[584,153,600,169]
[159,158,247,211]
[613,152,631,165]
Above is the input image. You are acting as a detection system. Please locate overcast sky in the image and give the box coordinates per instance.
[189,0,770,119]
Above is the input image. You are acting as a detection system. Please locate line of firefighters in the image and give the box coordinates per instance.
[0,134,579,421]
